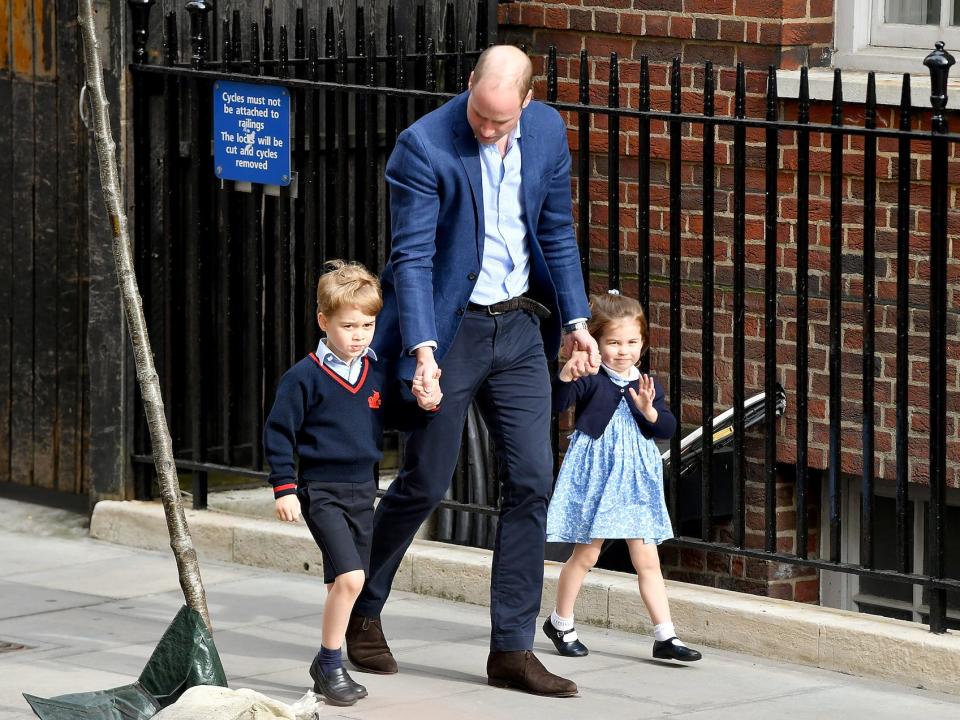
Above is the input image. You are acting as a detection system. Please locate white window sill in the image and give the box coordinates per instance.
[832,45,933,73]
[777,66,960,110]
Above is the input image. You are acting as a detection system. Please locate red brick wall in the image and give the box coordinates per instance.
[502,1,960,601]
[501,1,960,493]
[501,0,834,69]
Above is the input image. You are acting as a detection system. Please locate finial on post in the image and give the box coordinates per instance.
[128,0,155,65]
[185,0,214,70]
[924,41,955,129]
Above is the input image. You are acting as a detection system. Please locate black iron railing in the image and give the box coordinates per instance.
[125,1,959,631]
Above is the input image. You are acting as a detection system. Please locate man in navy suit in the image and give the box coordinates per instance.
[346,45,599,696]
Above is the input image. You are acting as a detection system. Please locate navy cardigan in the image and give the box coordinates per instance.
[263,353,436,499]
[552,368,677,440]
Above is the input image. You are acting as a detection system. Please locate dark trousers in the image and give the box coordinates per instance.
[354,308,554,652]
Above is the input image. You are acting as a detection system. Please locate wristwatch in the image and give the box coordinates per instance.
[563,320,588,334]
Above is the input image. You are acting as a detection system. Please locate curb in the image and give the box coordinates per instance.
[90,499,960,695]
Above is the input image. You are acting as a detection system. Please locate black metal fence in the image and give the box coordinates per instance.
[126,1,959,631]
[128,0,501,531]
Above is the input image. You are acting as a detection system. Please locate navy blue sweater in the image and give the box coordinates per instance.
[263,353,389,499]
[552,368,677,440]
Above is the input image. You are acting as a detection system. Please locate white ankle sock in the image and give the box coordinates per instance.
[551,611,574,632]
[654,622,678,642]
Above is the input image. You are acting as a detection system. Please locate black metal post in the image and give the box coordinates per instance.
[186,0,212,70]
[443,2,456,91]
[577,49,590,290]
[221,17,231,72]
[263,5,274,76]
[861,72,878,569]
[231,10,241,69]
[129,0,154,65]
[828,69,843,563]
[895,74,912,575]
[923,41,954,634]
[278,25,289,78]
[638,56,650,375]
[366,31,380,269]
[324,8,336,260]
[335,27,349,258]
[701,61,715,542]
[763,66,779,552]
[476,0,488,49]
[414,4,426,118]
[185,0,213,508]
[607,52,620,291]
[129,0,155,500]
[546,45,557,102]
[796,67,811,559]
[732,63,747,547]
[668,57,682,528]
[162,11,179,454]
[354,6,368,261]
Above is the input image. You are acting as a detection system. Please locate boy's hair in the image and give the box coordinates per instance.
[316,260,383,317]
[587,291,649,355]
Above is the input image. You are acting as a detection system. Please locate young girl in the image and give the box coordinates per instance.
[543,290,702,662]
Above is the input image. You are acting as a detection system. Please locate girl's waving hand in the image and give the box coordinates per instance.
[628,374,658,423]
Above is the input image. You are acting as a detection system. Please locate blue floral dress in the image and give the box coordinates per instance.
[546,372,673,545]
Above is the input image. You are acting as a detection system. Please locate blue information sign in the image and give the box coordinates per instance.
[213,81,291,186]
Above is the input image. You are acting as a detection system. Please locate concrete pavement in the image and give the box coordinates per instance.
[90,496,960,694]
[2,497,960,719]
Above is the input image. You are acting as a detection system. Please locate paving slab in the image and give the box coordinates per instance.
[91,499,960,694]
[3,498,960,719]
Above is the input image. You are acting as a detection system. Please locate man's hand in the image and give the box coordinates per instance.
[412,346,442,408]
[562,328,600,376]
[275,494,301,523]
[412,368,443,410]
[559,349,593,382]
[414,346,439,390]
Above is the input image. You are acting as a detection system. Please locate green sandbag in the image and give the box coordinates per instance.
[138,605,228,707]
[23,684,161,720]
[23,605,228,720]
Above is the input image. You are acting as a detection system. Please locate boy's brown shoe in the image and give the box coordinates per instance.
[486,650,578,697]
[344,613,398,674]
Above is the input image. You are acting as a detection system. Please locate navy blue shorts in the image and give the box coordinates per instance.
[298,480,376,584]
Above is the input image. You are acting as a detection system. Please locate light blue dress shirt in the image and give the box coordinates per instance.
[409,115,581,354]
[316,339,377,384]
[470,122,530,305]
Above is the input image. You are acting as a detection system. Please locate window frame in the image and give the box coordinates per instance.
[871,0,960,50]
[834,0,960,73]
[819,476,960,628]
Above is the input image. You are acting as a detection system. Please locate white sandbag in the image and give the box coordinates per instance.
[153,685,321,720]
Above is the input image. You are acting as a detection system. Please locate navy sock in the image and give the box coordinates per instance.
[317,645,342,674]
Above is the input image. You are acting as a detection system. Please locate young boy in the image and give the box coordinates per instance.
[263,260,441,706]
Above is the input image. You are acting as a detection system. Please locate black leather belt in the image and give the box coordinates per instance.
[466,296,551,319]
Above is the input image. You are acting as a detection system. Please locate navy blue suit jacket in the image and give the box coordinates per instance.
[372,91,590,379]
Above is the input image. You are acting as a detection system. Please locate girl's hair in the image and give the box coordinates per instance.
[316,260,383,317]
[587,291,648,355]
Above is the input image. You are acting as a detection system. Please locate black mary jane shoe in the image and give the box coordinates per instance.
[652,637,702,662]
[541,618,589,657]
[309,660,364,706]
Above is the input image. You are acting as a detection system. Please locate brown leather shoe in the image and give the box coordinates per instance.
[486,650,578,697]
[344,613,398,674]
